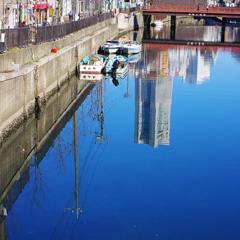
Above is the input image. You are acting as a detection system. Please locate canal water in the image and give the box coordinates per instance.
[1,25,240,240]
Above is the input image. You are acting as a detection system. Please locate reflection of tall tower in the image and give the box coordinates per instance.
[135,49,173,148]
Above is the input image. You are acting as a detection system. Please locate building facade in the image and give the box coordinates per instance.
[0,0,130,28]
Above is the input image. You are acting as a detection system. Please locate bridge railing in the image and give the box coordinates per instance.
[143,4,240,14]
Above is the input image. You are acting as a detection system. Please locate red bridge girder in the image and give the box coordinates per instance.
[143,5,240,18]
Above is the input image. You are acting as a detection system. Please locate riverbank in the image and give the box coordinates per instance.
[0,13,143,144]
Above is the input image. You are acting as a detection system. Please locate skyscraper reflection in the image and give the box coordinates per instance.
[135,44,218,148]
[135,50,173,148]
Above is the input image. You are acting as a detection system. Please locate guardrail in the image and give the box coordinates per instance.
[0,12,113,52]
[0,27,30,52]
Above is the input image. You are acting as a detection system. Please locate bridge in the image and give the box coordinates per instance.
[142,2,240,43]
[143,5,240,18]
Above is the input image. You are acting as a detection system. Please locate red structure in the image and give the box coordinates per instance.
[143,5,240,18]
[142,42,240,53]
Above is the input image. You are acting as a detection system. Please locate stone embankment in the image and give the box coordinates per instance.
[0,76,92,205]
[0,13,143,144]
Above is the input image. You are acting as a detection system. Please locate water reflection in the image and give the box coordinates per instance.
[0,77,97,240]
[135,77,172,148]
[145,19,240,44]
[135,49,173,148]
[1,28,240,239]
[134,42,219,148]
[168,47,218,84]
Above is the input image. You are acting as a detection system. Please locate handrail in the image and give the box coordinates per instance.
[0,12,113,52]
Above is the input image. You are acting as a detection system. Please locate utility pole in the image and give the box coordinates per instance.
[73,113,81,220]
[2,0,5,29]
[64,113,82,220]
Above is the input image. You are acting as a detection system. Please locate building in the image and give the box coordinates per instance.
[0,0,20,28]
[0,0,114,28]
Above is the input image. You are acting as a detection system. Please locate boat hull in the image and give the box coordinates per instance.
[103,47,120,54]
[121,45,142,55]
[79,64,105,74]
[79,73,103,81]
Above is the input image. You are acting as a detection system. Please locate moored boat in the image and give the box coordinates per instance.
[79,73,103,82]
[99,40,123,54]
[121,42,142,55]
[105,55,128,75]
[79,54,107,74]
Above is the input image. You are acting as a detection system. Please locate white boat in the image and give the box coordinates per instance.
[121,42,142,55]
[79,54,107,74]
[116,64,128,75]
[100,40,123,54]
[80,73,103,82]
[105,55,128,75]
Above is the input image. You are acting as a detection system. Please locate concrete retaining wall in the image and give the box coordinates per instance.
[0,18,118,143]
[0,19,116,73]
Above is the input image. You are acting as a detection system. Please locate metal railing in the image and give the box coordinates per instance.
[0,27,30,51]
[0,12,113,52]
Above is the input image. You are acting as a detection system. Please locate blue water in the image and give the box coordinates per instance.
[4,47,240,240]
